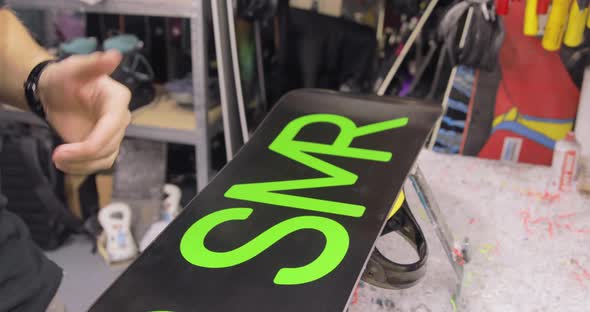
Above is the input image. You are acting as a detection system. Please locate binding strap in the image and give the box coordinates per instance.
[362,197,428,289]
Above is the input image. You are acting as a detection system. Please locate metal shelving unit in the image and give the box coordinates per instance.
[6,0,242,192]
[124,125,199,145]
[7,0,196,18]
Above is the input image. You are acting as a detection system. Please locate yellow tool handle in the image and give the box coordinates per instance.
[543,0,573,51]
[525,0,540,36]
[565,1,589,46]
[587,5,590,27]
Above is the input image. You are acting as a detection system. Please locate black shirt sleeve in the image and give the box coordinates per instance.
[0,194,63,312]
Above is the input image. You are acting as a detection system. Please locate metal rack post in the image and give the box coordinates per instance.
[211,0,247,160]
[190,0,211,191]
[408,165,466,307]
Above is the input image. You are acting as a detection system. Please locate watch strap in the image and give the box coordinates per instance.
[24,59,56,119]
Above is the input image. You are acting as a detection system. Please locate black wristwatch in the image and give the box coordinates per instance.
[23,59,56,119]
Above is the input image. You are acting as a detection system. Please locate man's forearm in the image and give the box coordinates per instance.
[0,9,54,110]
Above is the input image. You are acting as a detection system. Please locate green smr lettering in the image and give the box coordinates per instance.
[179,208,349,285]
[180,114,409,285]
[224,114,409,218]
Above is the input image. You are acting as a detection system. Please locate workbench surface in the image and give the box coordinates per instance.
[350,150,590,312]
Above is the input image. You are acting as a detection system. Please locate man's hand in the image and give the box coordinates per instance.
[1,10,131,175]
[38,50,132,174]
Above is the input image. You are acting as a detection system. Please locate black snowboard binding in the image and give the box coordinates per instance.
[362,193,428,289]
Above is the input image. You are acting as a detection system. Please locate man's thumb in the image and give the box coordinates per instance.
[75,50,122,80]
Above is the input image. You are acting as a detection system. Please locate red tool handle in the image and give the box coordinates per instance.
[538,0,551,14]
[497,0,510,15]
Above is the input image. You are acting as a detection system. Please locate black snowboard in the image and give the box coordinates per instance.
[90,89,441,312]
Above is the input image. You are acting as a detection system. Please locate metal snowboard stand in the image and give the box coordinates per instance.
[407,165,466,310]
